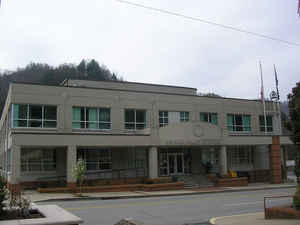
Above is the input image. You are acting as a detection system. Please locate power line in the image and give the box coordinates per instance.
[115,0,300,47]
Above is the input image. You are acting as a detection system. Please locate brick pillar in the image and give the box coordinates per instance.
[269,136,282,184]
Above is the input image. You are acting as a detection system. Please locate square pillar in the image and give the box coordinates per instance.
[269,136,282,184]
[67,145,77,188]
[219,146,227,176]
[8,145,21,192]
[148,147,158,179]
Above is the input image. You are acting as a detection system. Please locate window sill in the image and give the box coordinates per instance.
[228,131,252,136]
[11,127,58,131]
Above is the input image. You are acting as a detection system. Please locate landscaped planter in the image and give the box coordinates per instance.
[216,177,248,187]
[37,182,184,193]
[0,205,83,225]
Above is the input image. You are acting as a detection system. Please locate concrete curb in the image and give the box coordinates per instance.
[33,184,297,203]
[209,212,264,225]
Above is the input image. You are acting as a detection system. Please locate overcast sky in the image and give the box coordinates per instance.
[0,0,299,100]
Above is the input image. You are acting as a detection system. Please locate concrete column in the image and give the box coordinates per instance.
[269,136,282,184]
[67,145,77,188]
[219,146,227,176]
[9,145,21,192]
[148,147,158,179]
[254,145,269,170]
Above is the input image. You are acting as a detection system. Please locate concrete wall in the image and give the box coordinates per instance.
[0,82,291,149]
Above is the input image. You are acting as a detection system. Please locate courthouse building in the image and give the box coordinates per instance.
[0,79,293,190]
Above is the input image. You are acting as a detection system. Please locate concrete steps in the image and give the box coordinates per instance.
[179,174,214,189]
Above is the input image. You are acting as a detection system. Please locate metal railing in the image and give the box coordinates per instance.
[85,167,147,179]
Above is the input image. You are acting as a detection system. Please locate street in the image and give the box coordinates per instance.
[38,187,295,225]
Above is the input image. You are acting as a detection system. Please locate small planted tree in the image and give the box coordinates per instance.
[72,158,86,196]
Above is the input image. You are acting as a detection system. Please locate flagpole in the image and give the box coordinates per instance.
[260,61,267,134]
[274,64,282,135]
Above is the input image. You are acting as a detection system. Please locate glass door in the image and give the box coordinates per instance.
[168,153,184,175]
[169,154,176,175]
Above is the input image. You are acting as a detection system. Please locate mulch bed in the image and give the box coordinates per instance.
[0,209,44,221]
[265,205,300,219]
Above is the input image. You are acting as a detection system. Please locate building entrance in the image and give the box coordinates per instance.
[168,153,184,175]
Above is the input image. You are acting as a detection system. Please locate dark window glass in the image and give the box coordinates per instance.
[125,109,135,123]
[29,105,42,120]
[136,110,145,123]
[18,104,28,119]
[44,106,57,120]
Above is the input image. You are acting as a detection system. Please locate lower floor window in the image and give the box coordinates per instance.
[78,149,112,171]
[21,149,56,172]
[230,147,253,167]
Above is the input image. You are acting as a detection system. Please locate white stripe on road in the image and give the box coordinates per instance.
[224,201,262,206]
[224,198,290,207]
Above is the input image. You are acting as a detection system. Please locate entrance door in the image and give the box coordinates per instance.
[168,153,184,175]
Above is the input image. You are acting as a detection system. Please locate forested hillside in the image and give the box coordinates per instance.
[0,59,121,117]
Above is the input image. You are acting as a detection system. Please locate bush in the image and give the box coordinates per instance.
[0,176,7,216]
[293,186,300,210]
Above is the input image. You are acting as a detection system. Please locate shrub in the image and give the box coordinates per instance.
[0,176,7,216]
[72,158,86,196]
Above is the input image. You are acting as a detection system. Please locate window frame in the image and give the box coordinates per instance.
[21,149,57,173]
[259,115,273,132]
[180,111,189,122]
[77,149,112,171]
[200,112,218,125]
[227,114,251,132]
[72,106,111,130]
[231,147,253,167]
[12,104,57,129]
[159,111,169,127]
[124,109,146,130]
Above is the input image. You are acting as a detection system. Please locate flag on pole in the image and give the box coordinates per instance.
[274,65,280,100]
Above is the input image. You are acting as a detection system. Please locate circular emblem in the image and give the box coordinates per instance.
[193,125,204,137]
[269,91,278,100]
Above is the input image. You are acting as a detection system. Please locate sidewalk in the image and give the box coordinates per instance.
[23,183,296,203]
[210,212,299,225]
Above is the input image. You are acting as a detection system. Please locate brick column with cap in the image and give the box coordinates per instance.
[269,136,282,184]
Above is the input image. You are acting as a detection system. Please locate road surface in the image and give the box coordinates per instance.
[39,187,295,225]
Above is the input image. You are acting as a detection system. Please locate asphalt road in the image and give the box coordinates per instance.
[39,188,295,225]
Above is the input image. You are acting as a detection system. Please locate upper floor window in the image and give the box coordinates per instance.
[125,109,146,130]
[72,107,111,130]
[12,104,57,128]
[259,115,273,132]
[227,114,251,132]
[180,111,189,122]
[159,111,168,127]
[200,112,218,125]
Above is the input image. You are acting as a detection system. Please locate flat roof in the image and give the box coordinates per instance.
[10,81,272,103]
[61,78,197,90]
